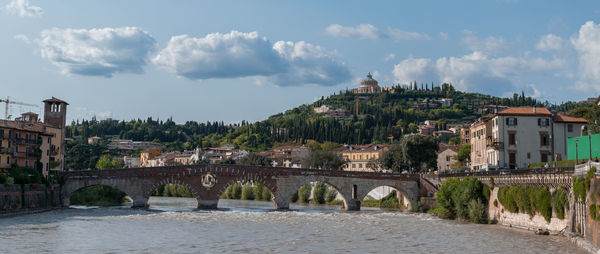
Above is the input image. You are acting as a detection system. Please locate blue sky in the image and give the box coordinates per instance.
[2,0,600,123]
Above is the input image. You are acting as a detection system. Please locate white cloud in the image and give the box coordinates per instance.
[39,27,156,77]
[13,34,30,44]
[440,32,448,40]
[536,34,564,51]
[153,31,286,79]
[392,57,434,83]
[383,53,396,62]
[325,24,383,40]
[392,51,564,95]
[267,41,351,86]
[5,0,42,17]
[387,27,430,41]
[325,24,430,41]
[154,31,351,86]
[462,30,508,53]
[571,21,600,91]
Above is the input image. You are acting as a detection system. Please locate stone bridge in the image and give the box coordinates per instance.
[61,164,425,211]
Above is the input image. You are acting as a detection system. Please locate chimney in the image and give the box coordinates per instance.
[533,106,536,113]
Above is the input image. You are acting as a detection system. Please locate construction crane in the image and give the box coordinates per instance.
[0,96,39,120]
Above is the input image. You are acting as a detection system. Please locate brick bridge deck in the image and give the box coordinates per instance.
[61,164,427,211]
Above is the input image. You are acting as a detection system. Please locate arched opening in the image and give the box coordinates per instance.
[361,186,410,211]
[148,183,198,211]
[69,185,131,208]
[217,180,275,210]
[289,181,344,211]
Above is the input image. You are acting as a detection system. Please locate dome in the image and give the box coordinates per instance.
[360,73,379,88]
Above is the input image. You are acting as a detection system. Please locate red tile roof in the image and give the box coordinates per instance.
[552,115,588,123]
[43,97,69,105]
[497,107,551,116]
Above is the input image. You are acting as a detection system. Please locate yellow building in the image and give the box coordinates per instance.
[140,148,161,167]
[0,113,52,176]
[335,144,388,172]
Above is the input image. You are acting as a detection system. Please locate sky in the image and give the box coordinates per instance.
[1,0,600,124]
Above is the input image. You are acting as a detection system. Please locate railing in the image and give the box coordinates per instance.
[574,161,600,177]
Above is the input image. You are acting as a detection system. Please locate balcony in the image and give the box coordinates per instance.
[13,151,37,158]
[0,147,15,154]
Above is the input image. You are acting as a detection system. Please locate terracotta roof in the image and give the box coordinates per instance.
[43,97,69,105]
[497,107,551,116]
[552,115,588,123]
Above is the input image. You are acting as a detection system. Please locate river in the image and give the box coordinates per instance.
[0,197,585,253]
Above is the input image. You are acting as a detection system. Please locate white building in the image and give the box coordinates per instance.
[475,107,588,169]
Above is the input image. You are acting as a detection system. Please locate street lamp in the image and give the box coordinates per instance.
[575,139,579,165]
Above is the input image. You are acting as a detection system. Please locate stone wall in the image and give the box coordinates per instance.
[584,177,600,248]
[0,184,61,212]
[488,187,570,234]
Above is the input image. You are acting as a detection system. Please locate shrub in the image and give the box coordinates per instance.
[325,187,337,203]
[253,182,265,200]
[553,187,569,220]
[467,199,488,224]
[312,182,327,204]
[291,191,299,203]
[0,173,6,184]
[411,200,427,213]
[70,185,126,206]
[261,187,272,201]
[380,190,400,209]
[573,177,587,203]
[230,183,242,200]
[298,184,311,203]
[241,183,255,200]
[591,205,597,220]
[536,188,552,222]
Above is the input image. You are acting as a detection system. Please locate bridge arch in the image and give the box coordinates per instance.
[62,177,157,208]
[67,184,130,207]
[272,175,350,211]
[360,185,413,210]
[145,179,201,208]
[214,175,277,209]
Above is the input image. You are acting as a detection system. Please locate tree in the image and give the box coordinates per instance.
[95,155,124,169]
[379,144,409,172]
[304,150,347,170]
[448,136,462,145]
[456,145,471,164]
[298,184,311,203]
[401,135,439,171]
[238,153,272,166]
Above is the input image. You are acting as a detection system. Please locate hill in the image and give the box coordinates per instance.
[66,82,593,152]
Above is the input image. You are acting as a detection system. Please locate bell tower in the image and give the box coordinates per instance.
[43,97,68,129]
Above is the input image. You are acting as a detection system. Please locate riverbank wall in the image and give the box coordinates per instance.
[487,187,570,234]
[0,184,61,213]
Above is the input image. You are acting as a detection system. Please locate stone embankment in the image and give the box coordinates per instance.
[0,184,61,215]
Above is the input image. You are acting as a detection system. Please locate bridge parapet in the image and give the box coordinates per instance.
[433,170,573,189]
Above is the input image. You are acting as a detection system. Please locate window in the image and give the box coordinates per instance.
[352,164,356,168]
[527,152,531,159]
[6,156,9,164]
[25,161,28,167]
[509,132,516,145]
[541,153,548,162]
[506,118,517,126]
[540,132,549,146]
[538,118,549,127]
[568,124,573,132]
[446,156,451,161]
[366,154,369,160]
[509,152,516,169]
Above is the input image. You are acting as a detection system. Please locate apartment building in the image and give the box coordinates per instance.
[470,107,587,170]
[336,144,388,172]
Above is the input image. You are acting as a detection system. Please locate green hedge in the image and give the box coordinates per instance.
[497,186,553,222]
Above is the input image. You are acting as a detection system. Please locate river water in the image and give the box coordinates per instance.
[0,197,585,253]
